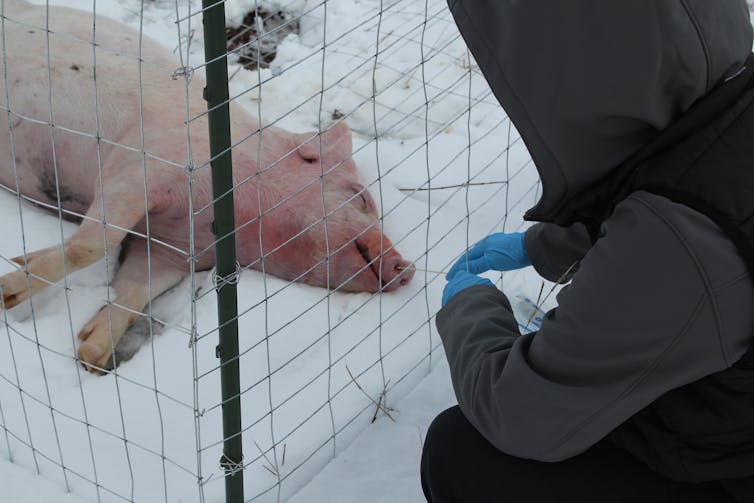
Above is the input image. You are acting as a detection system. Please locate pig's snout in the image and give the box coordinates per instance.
[379,252,415,292]
[352,233,414,292]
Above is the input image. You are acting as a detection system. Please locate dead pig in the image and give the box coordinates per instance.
[0,1,415,372]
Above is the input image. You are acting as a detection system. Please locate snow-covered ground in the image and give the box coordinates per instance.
[286,358,454,503]
[0,1,752,502]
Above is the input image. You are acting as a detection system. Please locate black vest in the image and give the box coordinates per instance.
[536,54,754,501]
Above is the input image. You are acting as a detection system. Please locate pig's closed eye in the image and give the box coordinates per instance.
[296,141,320,163]
[352,185,375,212]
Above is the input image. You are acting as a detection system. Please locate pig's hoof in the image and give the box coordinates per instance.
[77,314,101,341]
[0,270,31,309]
[77,342,110,375]
[1,250,62,309]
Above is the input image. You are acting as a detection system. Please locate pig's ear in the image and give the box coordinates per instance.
[294,132,320,162]
[323,122,353,159]
[295,123,353,162]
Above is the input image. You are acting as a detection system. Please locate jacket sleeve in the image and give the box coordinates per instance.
[524,222,592,283]
[437,192,754,461]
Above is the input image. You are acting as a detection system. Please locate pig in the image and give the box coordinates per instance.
[0,1,415,373]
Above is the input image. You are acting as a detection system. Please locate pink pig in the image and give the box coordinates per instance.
[0,1,414,372]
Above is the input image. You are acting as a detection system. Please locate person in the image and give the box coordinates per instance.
[421,2,754,502]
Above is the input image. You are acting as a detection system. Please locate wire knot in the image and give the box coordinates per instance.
[220,453,244,477]
[212,262,242,291]
[171,66,195,81]
[187,327,199,348]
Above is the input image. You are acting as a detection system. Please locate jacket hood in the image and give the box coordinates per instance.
[448,0,754,222]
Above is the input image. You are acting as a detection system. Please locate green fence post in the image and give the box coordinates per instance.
[200,1,244,502]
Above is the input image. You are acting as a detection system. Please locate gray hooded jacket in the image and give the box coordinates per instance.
[438,0,754,465]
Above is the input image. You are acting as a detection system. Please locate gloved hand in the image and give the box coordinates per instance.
[446,232,531,280]
[442,271,495,307]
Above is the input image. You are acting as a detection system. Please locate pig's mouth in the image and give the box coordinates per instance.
[355,240,380,283]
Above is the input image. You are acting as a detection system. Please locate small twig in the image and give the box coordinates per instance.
[526,261,578,328]
[346,365,396,422]
[173,28,195,54]
[371,392,383,423]
[253,440,279,477]
[262,465,278,477]
[398,265,446,275]
[228,64,242,82]
[397,180,508,192]
[535,281,545,307]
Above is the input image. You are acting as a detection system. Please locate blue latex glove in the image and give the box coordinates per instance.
[442,271,495,307]
[447,232,531,280]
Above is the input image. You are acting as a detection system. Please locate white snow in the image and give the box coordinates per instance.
[287,358,457,503]
[0,454,91,503]
[0,1,751,502]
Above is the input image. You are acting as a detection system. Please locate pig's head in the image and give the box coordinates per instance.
[237,122,415,293]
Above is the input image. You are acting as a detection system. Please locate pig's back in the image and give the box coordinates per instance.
[0,2,202,212]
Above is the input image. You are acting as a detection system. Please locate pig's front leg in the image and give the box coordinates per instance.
[77,237,186,374]
[0,166,166,308]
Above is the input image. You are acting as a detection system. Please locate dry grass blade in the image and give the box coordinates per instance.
[253,440,279,477]
[346,365,396,422]
[398,265,446,275]
[397,180,508,192]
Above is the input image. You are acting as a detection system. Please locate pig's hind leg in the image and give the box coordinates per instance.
[77,237,185,373]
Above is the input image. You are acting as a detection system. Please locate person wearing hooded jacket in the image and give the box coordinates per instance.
[421,2,754,502]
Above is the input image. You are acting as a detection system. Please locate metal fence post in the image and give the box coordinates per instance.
[200,1,244,501]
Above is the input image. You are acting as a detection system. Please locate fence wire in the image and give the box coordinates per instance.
[0,1,540,502]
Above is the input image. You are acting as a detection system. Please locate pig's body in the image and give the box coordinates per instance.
[0,1,414,372]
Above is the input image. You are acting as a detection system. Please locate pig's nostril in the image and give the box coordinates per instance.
[395,262,415,286]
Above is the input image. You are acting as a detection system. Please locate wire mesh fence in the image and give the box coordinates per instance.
[0,0,541,502]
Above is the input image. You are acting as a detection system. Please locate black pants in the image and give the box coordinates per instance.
[420,406,733,503]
